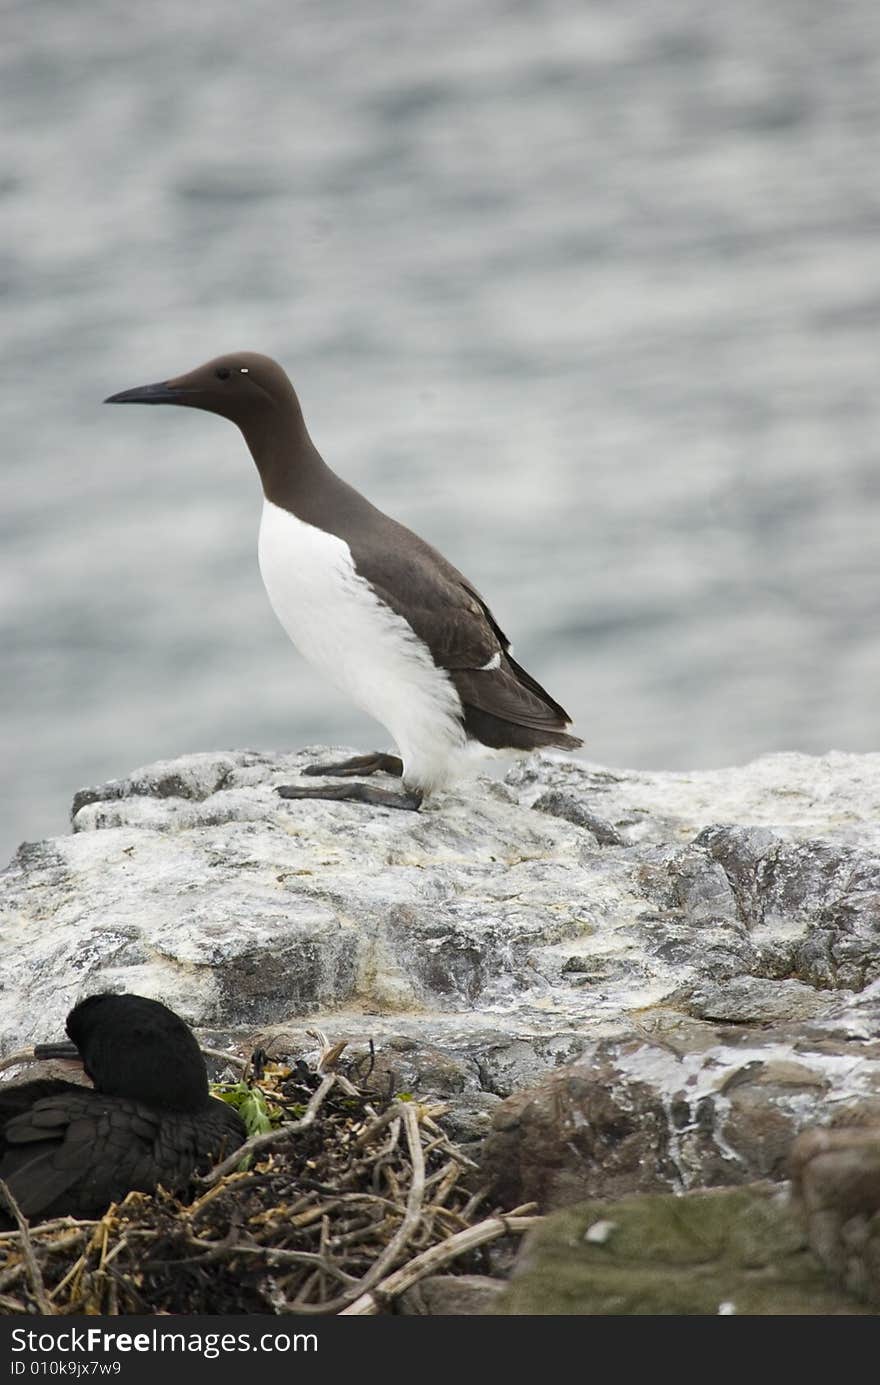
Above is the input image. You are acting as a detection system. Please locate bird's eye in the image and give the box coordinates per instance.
[215,366,231,381]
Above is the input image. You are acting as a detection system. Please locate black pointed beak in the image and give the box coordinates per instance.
[104,380,182,405]
[33,1040,80,1060]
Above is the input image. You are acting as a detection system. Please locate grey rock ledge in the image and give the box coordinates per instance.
[3,747,880,1158]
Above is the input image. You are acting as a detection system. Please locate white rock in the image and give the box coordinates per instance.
[2,747,879,1123]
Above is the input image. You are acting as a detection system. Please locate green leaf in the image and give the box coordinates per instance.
[213,1082,277,1136]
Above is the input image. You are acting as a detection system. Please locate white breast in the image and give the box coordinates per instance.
[257,499,467,793]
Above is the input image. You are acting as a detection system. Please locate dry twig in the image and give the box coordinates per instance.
[341,1206,541,1314]
[0,1178,52,1315]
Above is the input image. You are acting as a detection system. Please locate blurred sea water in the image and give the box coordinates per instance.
[3,0,880,863]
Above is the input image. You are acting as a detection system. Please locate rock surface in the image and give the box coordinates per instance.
[791,1125,880,1308]
[480,1014,880,1207]
[397,1274,507,1315]
[495,1184,874,1315]
[3,746,880,1170]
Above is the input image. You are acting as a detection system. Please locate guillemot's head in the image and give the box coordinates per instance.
[105,352,298,427]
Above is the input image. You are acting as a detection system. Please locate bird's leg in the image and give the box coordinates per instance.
[278,750,415,810]
[277,782,423,812]
[301,752,403,778]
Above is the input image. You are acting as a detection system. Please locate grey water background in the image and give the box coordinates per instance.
[3,0,880,865]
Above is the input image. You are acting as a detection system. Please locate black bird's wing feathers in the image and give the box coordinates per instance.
[304,470,581,740]
[0,1080,76,1130]
[0,1089,245,1221]
[352,525,577,734]
[0,1081,85,1215]
[0,1089,112,1218]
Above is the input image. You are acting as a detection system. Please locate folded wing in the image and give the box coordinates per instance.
[356,529,581,745]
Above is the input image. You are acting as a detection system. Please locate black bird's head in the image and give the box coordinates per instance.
[62,994,210,1112]
[104,351,320,507]
[104,352,299,431]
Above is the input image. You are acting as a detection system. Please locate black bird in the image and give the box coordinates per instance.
[0,994,245,1223]
[106,353,583,811]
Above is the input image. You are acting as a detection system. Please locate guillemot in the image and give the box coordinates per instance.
[0,994,245,1222]
[106,353,583,811]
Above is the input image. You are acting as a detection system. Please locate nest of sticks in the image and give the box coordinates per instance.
[0,1036,538,1316]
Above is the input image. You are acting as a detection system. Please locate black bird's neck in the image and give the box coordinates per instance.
[240,400,334,519]
[240,400,377,540]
